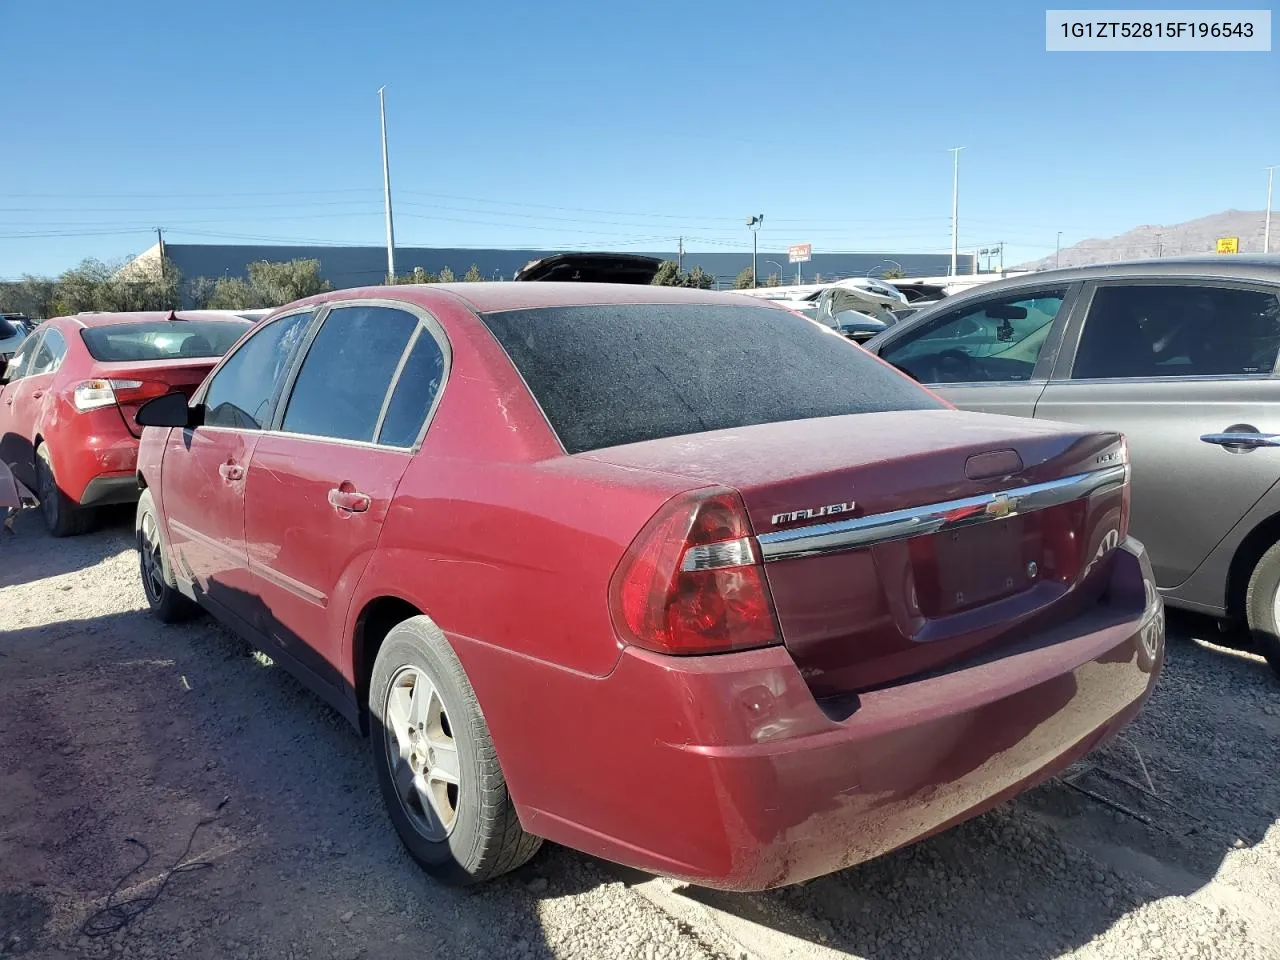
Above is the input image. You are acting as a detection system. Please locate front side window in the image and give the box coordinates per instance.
[281,306,419,443]
[879,289,1066,384]
[203,312,312,430]
[1072,284,1280,380]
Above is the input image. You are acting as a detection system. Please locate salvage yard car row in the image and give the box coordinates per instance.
[1,256,1274,894]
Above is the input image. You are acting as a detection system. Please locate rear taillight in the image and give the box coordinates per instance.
[609,488,782,656]
[72,379,170,412]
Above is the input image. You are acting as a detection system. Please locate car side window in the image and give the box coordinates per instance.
[879,289,1066,384]
[1071,284,1280,380]
[281,306,419,443]
[3,333,41,382]
[27,329,66,376]
[377,328,447,447]
[203,312,312,430]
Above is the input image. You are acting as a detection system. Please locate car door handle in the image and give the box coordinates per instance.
[218,462,245,481]
[30,391,42,399]
[1200,432,1280,450]
[328,487,371,514]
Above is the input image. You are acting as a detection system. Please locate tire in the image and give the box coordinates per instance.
[369,617,541,885]
[136,489,198,623]
[35,443,90,538]
[1244,540,1280,679]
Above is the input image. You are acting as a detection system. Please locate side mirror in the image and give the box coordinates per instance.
[136,391,200,428]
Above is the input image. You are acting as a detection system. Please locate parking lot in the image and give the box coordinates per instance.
[0,508,1275,960]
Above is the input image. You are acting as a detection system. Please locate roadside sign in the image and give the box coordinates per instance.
[1216,237,1240,254]
[788,243,812,263]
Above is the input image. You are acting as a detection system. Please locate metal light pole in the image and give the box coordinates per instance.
[1266,165,1277,254]
[378,86,397,282]
[764,259,784,285]
[1056,231,1063,268]
[948,147,964,277]
[747,215,764,287]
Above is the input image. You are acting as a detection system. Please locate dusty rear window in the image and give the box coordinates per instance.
[479,302,942,454]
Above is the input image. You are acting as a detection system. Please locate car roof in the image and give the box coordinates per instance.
[971,254,1280,292]
[284,282,780,316]
[63,310,254,329]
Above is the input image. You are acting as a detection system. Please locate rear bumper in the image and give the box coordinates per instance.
[53,419,138,505]
[501,539,1163,891]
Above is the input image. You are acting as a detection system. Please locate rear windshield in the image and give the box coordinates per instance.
[479,302,942,453]
[0,319,22,339]
[80,320,250,362]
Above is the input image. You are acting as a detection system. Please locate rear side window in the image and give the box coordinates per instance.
[480,303,941,454]
[28,328,67,375]
[80,320,249,362]
[377,329,447,447]
[282,306,419,443]
[204,312,311,430]
[1073,284,1280,380]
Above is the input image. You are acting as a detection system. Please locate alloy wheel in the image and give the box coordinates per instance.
[383,665,461,841]
[139,513,166,605]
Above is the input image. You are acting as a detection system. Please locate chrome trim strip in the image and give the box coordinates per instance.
[757,464,1127,562]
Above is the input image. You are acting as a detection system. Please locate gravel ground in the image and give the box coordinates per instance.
[1,507,1278,960]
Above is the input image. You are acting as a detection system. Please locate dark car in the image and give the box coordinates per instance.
[0,314,31,365]
[132,282,1160,891]
[514,253,664,284]
[864,254,1280,676]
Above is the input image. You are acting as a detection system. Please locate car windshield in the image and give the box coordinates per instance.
[79,320,250,362]
[479,302,942,454]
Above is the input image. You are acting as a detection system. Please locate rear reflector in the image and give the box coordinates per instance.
[72,379,171,412]
[609,488,782,656]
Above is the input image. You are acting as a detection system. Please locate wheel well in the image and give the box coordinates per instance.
[352,596,422,735]
[1225,511,1280,622]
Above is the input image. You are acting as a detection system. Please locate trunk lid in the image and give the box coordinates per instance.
[93,358,218,438]
[585,409,1128,697]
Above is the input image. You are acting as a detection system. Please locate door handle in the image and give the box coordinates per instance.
[30,391,42,399]
[328,487,371,514]
[218,462,245,481]
[1200,432,1280,450]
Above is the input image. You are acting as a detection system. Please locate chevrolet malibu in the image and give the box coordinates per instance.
[133,283,1164,890]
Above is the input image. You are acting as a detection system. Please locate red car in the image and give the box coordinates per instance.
[133,284,1164,891]
[0,311,251,536]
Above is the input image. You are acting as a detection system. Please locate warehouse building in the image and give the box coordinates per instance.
[126,242,975,298]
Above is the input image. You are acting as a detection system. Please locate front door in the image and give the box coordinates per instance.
[160,309,313,623]
[0,332,44,488]
[873,285,1077,418]
[0,330,64,489]
[243,304,448,691]
[1035,279,1280,589]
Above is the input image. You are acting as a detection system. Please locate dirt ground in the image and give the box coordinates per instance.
[1,507,1278,960]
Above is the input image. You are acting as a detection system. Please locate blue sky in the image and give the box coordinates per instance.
[1,0,1276,276]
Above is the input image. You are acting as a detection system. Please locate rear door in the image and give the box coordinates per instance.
[3,328,68,488]
[160,310,313,622]
[871,284,1078,417]
[243,303,449,690]
[1034,279,1280,589]
[0,332,43,486]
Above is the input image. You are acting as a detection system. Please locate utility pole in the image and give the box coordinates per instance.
[378,86,397,282]
[155,227,165,283]
[746,215,763,287]
[997,241,1004,274]
[1056,231,1063,268]
[1155,233,1163,258]
[948,147,964,277]
[677,236,684,271]
[1266,165,1277,254]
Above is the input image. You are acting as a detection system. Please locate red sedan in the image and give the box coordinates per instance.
[0,311,250,536]
[132,283,1164,891]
